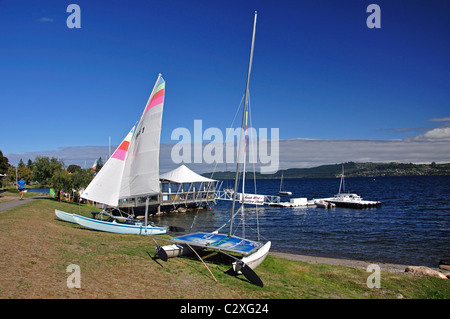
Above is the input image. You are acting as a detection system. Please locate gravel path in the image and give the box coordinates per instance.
[0,195,49,212]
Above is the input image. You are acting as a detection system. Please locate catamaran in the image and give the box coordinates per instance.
[55,75,168,235]
[155,12,271,287]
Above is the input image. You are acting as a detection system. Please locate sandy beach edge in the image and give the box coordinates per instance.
[270,251,410,273]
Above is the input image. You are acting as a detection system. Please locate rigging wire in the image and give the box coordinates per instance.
[208,94,246,181]
[247,93,261,242]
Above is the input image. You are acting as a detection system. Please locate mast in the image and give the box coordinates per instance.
[338,164,345,194]
[280,172,283,192]
[230,11,257,237]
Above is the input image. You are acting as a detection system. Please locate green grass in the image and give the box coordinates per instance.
[1,198,449,299]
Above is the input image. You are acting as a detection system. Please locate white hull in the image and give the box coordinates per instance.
[161,243,203,258]
[269,197,307,208]
[233,241,271,272]
[314,200,336,209]
[72,215,167,235]
[325,193,381,208]
[55,209,77,224]
[269,202,305,208]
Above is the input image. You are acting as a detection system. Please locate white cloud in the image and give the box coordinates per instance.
[414,125,450,141]
[429,117,450,122]
[6,137,450,173]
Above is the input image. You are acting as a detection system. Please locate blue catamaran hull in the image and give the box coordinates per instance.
[55,209,77,224]
[72,214,167,235]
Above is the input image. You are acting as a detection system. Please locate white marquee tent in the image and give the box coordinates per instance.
[159,165,216,184]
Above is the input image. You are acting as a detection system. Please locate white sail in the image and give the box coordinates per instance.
[120,74,165,199]
[81,126,135,207]
[82,74,165,206]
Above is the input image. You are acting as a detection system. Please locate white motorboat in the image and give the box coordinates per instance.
[325,165,381,209]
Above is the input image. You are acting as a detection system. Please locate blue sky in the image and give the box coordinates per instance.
[1,0,449,167]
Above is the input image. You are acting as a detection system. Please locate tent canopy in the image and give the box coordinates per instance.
[160,165,216,184]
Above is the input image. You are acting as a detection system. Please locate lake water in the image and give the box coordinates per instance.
[151,175,450,268]
[25,188,50,193]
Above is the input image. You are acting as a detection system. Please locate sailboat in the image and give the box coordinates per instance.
[55,75,168,235]
[156,12,271,287]
[278,172,292,195]
[325,165,381,209]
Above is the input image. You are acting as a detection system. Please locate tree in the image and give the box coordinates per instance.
[71,168,93,196]
[51,169,72,201]
[51,168,93,201]
[17,160,32,183]
[67,164,81,174]
[95,157,104,172]
[0,151,9,174]
[27,159,33,169]
[0,151,9,188]
[32,156,65,186]
[5,166,16,185]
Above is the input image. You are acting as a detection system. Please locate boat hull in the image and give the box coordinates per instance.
[161,243,203,258]
[72,214,167,235]
[326,200,381,209]
[233,241,271,272]
[55,209,77,224]
[314,200,336,209]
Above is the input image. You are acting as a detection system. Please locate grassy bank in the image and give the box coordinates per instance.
[0,199,448,299]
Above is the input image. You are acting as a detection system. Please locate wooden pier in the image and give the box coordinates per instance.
[117,165,219,215]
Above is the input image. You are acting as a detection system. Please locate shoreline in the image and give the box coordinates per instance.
[270,250,410,273]
[0,197,436,275]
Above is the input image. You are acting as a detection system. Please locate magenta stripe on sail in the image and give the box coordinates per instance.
[111,148,127,161]
[146,95,164,112]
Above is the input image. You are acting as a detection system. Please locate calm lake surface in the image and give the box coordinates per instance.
[152,175,450,267]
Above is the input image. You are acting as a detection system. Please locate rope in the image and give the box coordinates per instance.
[185,242,217,282]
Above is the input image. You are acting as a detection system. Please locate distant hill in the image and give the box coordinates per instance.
[203,162,450,179]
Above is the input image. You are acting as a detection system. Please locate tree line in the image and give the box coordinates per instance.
[205,161,450,179]
[0,150,104,201]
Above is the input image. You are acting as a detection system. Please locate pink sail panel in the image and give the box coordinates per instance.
[111,140,130,161]
[145,87,164,113]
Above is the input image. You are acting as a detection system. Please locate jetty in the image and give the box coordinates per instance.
[214,188,281,206]
[116,165,219,214]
